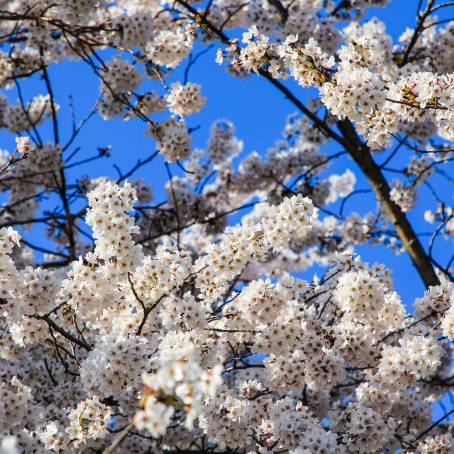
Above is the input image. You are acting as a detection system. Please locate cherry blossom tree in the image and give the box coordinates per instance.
[0,0,453,452]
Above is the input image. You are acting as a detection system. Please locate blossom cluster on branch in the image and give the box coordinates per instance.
[0,181,453,453]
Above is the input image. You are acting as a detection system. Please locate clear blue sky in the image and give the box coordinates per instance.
[1,0,452,307]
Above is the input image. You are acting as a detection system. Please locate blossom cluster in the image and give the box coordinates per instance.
[218,18,454,149]
[0,180,452,452]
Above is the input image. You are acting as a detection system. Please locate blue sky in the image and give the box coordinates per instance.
[1,0,452,307]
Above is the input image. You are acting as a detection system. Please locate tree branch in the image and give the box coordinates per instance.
[174,0,440,288]
[337,119,439,287]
